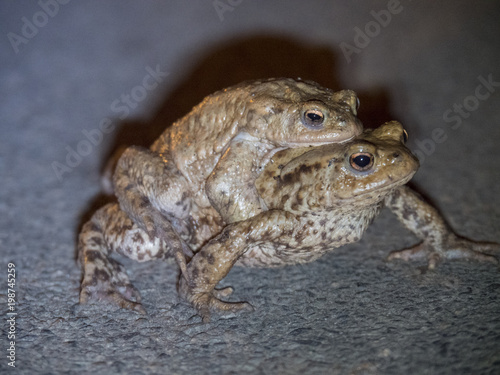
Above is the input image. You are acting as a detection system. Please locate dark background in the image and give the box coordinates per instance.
[1,1,499,374]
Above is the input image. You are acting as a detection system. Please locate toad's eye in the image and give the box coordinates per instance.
[302,109,325,129]
[402,129,409,143]
[350,152,374,172]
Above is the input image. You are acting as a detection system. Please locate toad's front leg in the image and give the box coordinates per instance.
[385,186,499,269]
[179,210,297,322]
[206,137,277,224]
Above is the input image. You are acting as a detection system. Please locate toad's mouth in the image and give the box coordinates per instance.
[347,171,417,199]
[283,134,356,148]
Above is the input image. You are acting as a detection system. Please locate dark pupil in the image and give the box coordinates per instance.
[353,155,371,168]
[307,112,322,122]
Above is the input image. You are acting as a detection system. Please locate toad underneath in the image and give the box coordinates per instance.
[79,120,499,321]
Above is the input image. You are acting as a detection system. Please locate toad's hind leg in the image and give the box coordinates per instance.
[113,146,193,280]
[79,203,173,314]
[79,220,145,313]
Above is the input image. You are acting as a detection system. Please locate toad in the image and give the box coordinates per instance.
[79,121,498,320]
[111,78,363,277]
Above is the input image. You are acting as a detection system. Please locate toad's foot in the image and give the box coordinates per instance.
[80,257,146,314]
[387,235,499,269]
[192,292,254,323]
[179,280,253,322]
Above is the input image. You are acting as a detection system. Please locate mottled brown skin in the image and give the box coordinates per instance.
[111,78,363,278]
[79,121,499,321]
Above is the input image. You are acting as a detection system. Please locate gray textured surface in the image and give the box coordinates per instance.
[1,1,500,374]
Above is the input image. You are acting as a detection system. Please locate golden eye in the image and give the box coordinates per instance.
[302,109,325,129]
[350,152,374,172]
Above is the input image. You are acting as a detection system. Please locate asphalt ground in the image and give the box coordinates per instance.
[1,1,499,374]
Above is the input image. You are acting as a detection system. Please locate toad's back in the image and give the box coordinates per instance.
[149,78,361,189]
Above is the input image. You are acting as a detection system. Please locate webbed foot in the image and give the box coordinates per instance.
[388,235,499,269]
[179,280,253,323]
[79,256,146,314]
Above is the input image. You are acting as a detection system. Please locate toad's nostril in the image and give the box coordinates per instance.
[393,152,400,158]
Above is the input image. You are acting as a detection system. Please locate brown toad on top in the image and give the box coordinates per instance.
[111,78,363,277]
[79,121,499,321]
